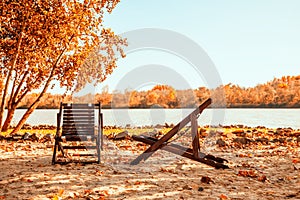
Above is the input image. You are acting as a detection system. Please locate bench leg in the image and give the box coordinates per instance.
[96,138,101,164]
[52,140,58,164]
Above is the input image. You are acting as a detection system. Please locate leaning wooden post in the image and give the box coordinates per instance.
[191,113,200,159]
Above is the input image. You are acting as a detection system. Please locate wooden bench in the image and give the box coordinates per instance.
[52,103,103,164]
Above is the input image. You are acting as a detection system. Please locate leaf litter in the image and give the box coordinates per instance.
[0,126,299,199]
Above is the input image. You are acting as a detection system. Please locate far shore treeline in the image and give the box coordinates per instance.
[17,75,300,109]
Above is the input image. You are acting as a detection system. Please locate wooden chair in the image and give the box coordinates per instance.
[52,103,103,164]
[131,98,229,169]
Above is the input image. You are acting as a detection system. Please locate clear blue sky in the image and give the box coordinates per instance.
[80,0,300,93]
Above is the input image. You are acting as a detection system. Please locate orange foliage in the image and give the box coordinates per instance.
[17,75,300,109]
[0,0,126,132]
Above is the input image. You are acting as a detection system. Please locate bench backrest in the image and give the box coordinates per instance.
[58,103,100,136]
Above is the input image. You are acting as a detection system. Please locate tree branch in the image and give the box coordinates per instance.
[10,70,29,105]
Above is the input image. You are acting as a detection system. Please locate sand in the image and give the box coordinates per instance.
[0,127,299,200]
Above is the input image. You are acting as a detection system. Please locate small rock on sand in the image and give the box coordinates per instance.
[216,139,226,147]
[233,137,251,145]
[114,131,129,140]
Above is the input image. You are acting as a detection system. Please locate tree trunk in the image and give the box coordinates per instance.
[11,94,44,134]
[0,53,20,131]
[0,21,25,131]
[11,71,56,134]
[1,106,17,132]
[2,71,32,131]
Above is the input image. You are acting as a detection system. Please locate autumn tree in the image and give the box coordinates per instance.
[0,0,127,133]
[145,85,178,108]
[95,86,112,108]
[128,90,142,108]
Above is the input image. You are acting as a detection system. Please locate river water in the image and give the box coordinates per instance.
[7,108,300,129]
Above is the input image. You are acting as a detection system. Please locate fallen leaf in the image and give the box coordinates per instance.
[257,175,267,182]
[201,176,212,184]
[238,170,257,178]
[99,190,109,196]
[84,189,92,195]
[52,196,61,200]
[183,185,193,190]
[134,181,142,185]
[58,189,64,196]
[120,145,131,150]
[160,167,174,173]
[95,170,104,176]
[286,194,297,198]
[220,194,228,199]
